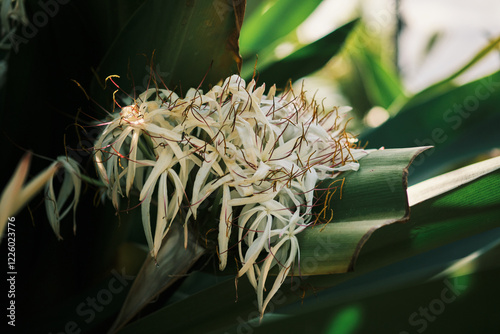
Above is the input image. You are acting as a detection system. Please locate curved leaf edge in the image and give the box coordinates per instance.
[342,146,431,273]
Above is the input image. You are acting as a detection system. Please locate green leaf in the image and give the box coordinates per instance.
[352,47,405,110]
[361,69,500,183]
[234,236,500,334]
[109,223,206,333]
[411,35,500,105]
[312,155,500,283]
[92,0,244,104]
[243,20,357,87]
[296,147,428,275]
[239,0,322,56]
[404,156,500,252]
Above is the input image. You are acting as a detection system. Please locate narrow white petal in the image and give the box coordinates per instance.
[153,172,169,258]
[238,214,271,277]
[141,188,154,255]
[227,191,276,207]
[44,177,61,239]
[260,237,298,315]
[126,129,141,196]
[218,185,232,270]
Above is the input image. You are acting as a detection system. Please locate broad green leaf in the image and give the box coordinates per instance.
[401,156,500,253]
[92,0,244,104]
[311,155,500,283]
[243,20,357,87]
[296,147,428,275]
[361,69,500,183]
[239,0,322,56]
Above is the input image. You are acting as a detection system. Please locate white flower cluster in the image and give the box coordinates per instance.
[94,74,367,314]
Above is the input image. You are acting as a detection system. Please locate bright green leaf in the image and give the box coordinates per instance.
[240,0,322,56]
[243,20,358,87]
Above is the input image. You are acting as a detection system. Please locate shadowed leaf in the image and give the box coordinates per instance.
[109,222,206,333]
[93,0,245,104]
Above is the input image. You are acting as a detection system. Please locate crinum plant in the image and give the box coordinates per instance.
[2,1,500,333]
[93,74,368,315]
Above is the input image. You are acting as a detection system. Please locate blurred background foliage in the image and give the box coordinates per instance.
[1,0,499,333]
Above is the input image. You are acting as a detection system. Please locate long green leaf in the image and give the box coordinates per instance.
[352,46,405,110]
[239,0,322,56]
[311,155,500,284]
[361,70,500,183]
[242,20,357,86]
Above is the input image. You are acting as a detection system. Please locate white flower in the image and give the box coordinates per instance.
[94,74,368,315]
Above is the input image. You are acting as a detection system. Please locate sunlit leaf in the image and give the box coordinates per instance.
[239,0,323,56]
[361,70,500,183]
[242,20,357,87]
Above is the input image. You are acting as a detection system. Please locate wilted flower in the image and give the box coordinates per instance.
[0,153,81,241]
[44,157,82,240]
[94,74,368,314]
